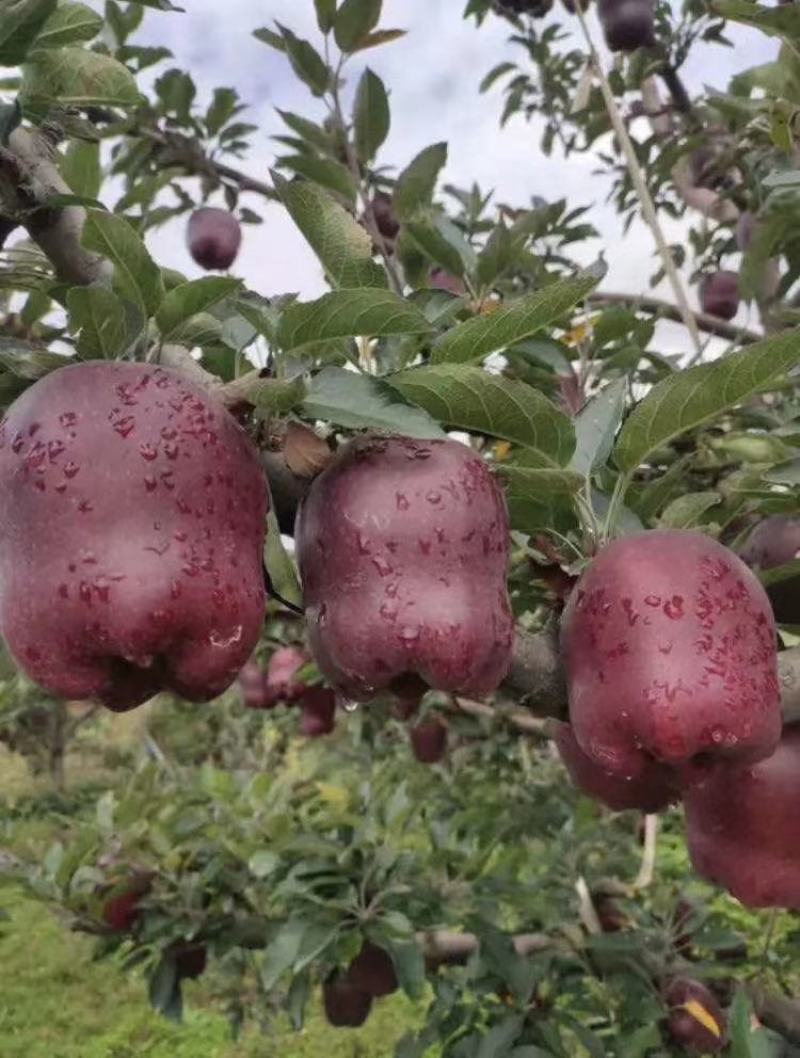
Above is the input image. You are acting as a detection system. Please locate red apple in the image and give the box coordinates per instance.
[597,0,655,51]
[554,722,680,812]
[102,873,152,933]
[174,943,208,980]
[296,435,513,702]
[346,942,398,998]
[685,727,800,909]
[410,717,448,764]
[700,271,740,321]
[371,192,400,243]
[428,269,466,296]
[0,361,268,712]
[238,659,269,710]
[323,975,373,1028]
[186,207,242,271]
[264,645,309,706]
[561,531,781,781]
[739,515,800,625]
[664,978,727,1053]
[299,687,337,737]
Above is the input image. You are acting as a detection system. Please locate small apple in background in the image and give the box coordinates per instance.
[560,530,781,782]
[174,943,208,980]
[299,687,337,737]
[739,515,800,625]
[102,873,152,933]
[346,942,398,998]
[0,361,268,713]
[700,271,740,321]
[664,977,727,1053]
[684,726,800,909]
[410,717,448,764]
[428,268,466,296]
[322,974,373,1028]
[238,660,270,710]
[554,722,680,812]
[186,207,242,271]
[296,435,514,703]
[370,192,400,244]
[597,0,655,52]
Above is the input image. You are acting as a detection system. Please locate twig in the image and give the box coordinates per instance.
[633,814,659,890]
[588,291,761,344]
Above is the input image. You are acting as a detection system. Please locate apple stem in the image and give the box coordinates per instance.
[575,875,603,935]
[633,814,659,890]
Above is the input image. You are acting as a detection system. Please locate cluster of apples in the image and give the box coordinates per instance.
[556,528,800,912]
[238,645,337,737]
[495,0,657,53]
[323,942,398,1028]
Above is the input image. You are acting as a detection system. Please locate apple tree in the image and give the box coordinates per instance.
[2,0,800,1054]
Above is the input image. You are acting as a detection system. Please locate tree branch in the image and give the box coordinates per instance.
[588,291,762,344]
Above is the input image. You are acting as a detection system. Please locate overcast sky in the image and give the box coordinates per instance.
[91,1,776,349]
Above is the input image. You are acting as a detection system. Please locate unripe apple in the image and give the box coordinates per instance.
[410,717,448,764]
[296,436,513,701]
[186,207,242,271]
[346,942,398,998]
[323,975,373,1028]
[739,516,800,625]
[597,0,655,51]
[238,659,269,710]
[299,687,336,737]
[264,645,309,706]
[561,531,781,781]
[664,978,727,1053]
[685,727,800,909]
[700,271,740,321]
[554,722,680,812]
[0,361,268,712]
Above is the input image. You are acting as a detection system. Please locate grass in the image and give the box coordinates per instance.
[0,737,426,1058]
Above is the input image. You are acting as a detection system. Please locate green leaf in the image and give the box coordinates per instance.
[0,338,68,408]
[432,274,599,365]
[302,366,445,438]
[385,941,426,1001]
[278,155,356,204]
[265,511,302,608]
[156,277,241,339]
[393,142,447,221]
[405,214,466,277]
[148,956,182,1023]
[261,920,307,991]
[353,67,389,162]
[728,989,773,1058]
[714,0,800,43]
[614,328,800,473]
[244,375,307,414]
[22,47,140,107]
[35,2,102,48]
[476,1016,524,1058]
[67,286,132,359]
[277,110,331,152]
[61,139,101,199]
[276,23,329,97]
[570,378,627,477]
[315,0,337,33]
[500,466,583,533]
[334,0,381,52]
[0,99,22,145]
[390,365,574,465]
[658,491,722,530]
[273,173,387,290]
[205,87,241,136]
[279,289,431,350]
[0,0,56,66]
[476,222,515,289]
[350,28,406,52]
[82,210,164,316]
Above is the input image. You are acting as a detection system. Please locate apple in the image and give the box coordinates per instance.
[664,977,727,1053]
[371,192,400,243]
[410,717,448,764]
[739,515,800,625]
[323,975,373,1028]
[174,943,208,980]
[554,722,680,812]
[700,271,740,321]
[0,361,268,712]
[428,269,466,296]
[102,873,152,933]
[296,435,514,702]
[597,0,655,51]
[684,726,800,909]
[186,207,242,271]
[264,645,309,706]
[494,0,554,14]
[346,942,398,998]
[299,687,337,737]
[238,659,269,710]
[560,531,781,781]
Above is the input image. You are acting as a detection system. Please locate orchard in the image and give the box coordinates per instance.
[3,0,800,1055]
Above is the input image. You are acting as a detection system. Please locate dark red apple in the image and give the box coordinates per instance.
[410,717,448,764]
[371,192,400,243]
[700,271,740,321]
[238,659,269,710]
[597,0,655,51]
[323,975,373,1028]
[296,436,513,702]
[561,531,780,782]
[494,0,554,15]
[186,207,242,271]
[739,516,800,625]
[664,978,726,1053]
[554,722,680,812]
[299,687,337,737]
[0,361,268,712]
[594,893,629,933]
[346,942,398,998]
[685,727,800,909]
[264,645,309,705]
[174,943,208,980]
[102,873,152,932]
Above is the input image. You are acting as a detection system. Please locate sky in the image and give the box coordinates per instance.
[91,0,777,350]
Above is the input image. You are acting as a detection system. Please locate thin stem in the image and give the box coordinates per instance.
[633,814,659,890]
[602,471,630,543]
[574,10,704,363]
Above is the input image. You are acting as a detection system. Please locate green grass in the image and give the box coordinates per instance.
[0,737,425,1058]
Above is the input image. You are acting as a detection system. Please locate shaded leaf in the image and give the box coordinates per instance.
[354,67,390,162]
[82,209,163,316]
[570,378,627,476]
[67,286,133,359]
[302,365,445,437]
[278,289,430,350]
[22,47,140,106]
[156,276,240,338]
[393,142,447,220]
[334,0,381,52]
